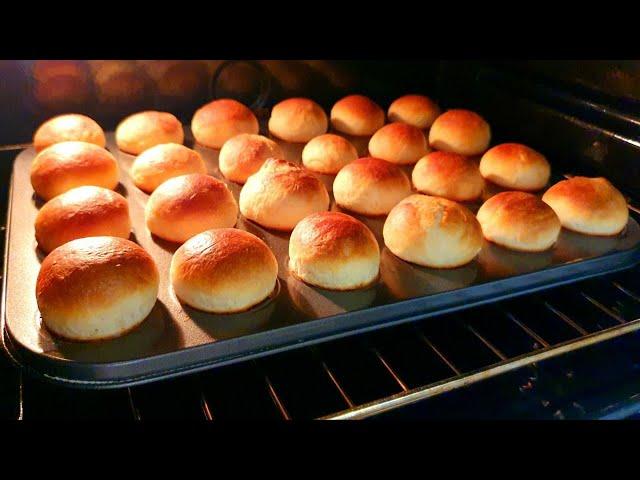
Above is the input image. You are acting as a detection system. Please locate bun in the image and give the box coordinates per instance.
[33,114,105,152]
[145,174,238,243]
[330,94,385,136]
[36,236,159,341]
[115,111,184,155]
[477,191,561,252]
[333,157,412,216]
[239,158,330,231]
[412,151,484,202]
[383,194,483,268]
[35,186,130,253]
[130,143,207,193]
[219,134,283,184]
[542,176,628,236]
[428,109,491,156]
[170,228,278,313]
[191,98,259,149]
[368,122,430,165]
[480,143,550,191]
[387,94,441,129]
[30,141,119,201]
[268,97,328,143]
[289,211,380,290]
[301,134,358,174]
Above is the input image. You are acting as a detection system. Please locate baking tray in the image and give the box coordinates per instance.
[3,129,640,389]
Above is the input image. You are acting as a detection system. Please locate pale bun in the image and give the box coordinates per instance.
[387,94,441,130]
[115,111,184,155]
[191,98,259,149]
[428,109,491,156]
[268,97,328,143]
[480,143,550,191]
[368,122,430,165]
[330,94,385,136]
[412,151,484,202]
[301,134,358,175]
[36,236,159,341]
[219,134,283,184]
[33,114,106,152]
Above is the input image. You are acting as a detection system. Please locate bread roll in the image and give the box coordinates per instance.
[387,94,441,130]
[115,111,184,155]
[239,158,330,231]
[289,211,380,290]
[268,97,328,143]
[35,186,131,253]
[368,122,430,165]
[333,157,411,216]
[383,194,483,268]
[145,174,238,243]
[130,143,207,193]
[170,228,278,313]
[301,134,358,175]
[330,94,385,136]
[477,191,561,252]
[542,176,628,236]
[191,98,259,149]
[33,114,106,152]
[219,134,283,184]
[480,143,550,191]
[428,109,491,156]
[30,141,119,201]
[412,151,484,202]
[36,236,159,341]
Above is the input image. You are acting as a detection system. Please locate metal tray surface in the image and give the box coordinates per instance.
[3,130,640,388]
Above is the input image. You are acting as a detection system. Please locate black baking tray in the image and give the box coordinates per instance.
[3,128,640,389]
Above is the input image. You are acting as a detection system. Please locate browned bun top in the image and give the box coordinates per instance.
[33,114,106,152]
[342,156,409,182]
[36,236,159,314]
[412,151,484,202]
[191,98,259,149]
[115,110,184,155]
[480,191,557,226]
[479,143,551,191]
[268,97,328,143]
[428,109,491,156]
[218,134,283,184]
[330,94,385,136]
[368,122,430,165]
[301,133,358,175]
[387,94,441,129]
[30,141,119,201]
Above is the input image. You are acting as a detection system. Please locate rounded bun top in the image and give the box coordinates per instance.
[428,109,491,156]
[480,143,551,191]
[130,143,207,193]
[412,151,484,202]
[115,111,184,155]
[191,98,259,149]
[30,141,120,201]
[33,114,106,152]
[477,191,561,252]
[330,94,385,136]
[387,94,441,130]
[542,176,629,236]
[268,97,328,143]
[219,133,283,184]
[368,122,430,165]
[301,133,358,175]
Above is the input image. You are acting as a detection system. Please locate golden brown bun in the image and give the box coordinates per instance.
[268,97,328,143]
[333,157,412,216]
[218,134,283,184]
[387,94,441,130]
[191,98,259,149]
[480,143,550,191]
[542,176,629,236]
[115,111,184,155]
[130,143,207,193]
[330,94,385,136]
[239,158,330,231]
[477,191,561,252]
[35,186,130,253]
[412,151,484,202]
[368,122,430,165]
[428,109,491,156]
[145,174,238,243]
[383,194,483,268]
[30,141,120,201]
[36,236,159,341]
[170,228,278,313]
[33,114,106,152]
[301,134,358,174]
[289,211,380,290]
